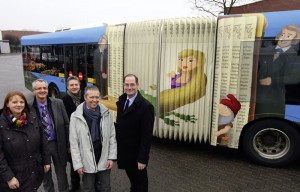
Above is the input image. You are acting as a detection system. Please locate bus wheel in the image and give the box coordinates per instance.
[48,84,60,98]
[242,119,300,167]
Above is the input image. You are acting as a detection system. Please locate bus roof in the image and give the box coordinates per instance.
[21,26,106,46]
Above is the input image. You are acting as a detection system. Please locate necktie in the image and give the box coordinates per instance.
[275,48,284,53]
[41,105,51,140]
[124,99,129,111]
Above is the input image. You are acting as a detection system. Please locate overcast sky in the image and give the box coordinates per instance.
[1,0,199,32]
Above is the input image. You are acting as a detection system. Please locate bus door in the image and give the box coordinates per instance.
[89,41,108,98]
[65,45,87,92]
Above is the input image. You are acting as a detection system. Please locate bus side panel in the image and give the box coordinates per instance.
[124,18,216,143]
[124,20,161,137]
[212,15,261,148]
[106,25,126,120]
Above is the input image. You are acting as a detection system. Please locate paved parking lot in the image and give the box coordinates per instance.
[38,138,300,192]
[111,138,300,192]
[1,54,300,192]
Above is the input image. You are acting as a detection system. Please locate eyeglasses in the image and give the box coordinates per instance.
[35,87,48,90]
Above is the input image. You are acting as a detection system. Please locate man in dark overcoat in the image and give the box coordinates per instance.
[116,74,154,192]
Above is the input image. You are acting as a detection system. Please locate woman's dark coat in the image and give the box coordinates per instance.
[0,110,51,192]
[116,91,154,170]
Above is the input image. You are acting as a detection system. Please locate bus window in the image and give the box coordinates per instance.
[92,36,108,97]
[23,45,40,64]
[75,45,87,90]
[256,36,300,119]
[39,45,64,76]
[87,44,96,79]
[65,46,73,77]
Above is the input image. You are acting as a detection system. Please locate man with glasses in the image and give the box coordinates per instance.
[31,79,69,192]
[116,74,154,192]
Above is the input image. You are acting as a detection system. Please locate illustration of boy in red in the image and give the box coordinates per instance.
[215,94,241,144]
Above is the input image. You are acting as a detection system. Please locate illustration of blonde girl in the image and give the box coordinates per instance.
[168,49,205,89]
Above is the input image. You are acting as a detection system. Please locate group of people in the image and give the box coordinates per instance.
[0,74,155,192]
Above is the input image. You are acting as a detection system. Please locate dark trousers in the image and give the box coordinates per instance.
[125,169,148,192]
[69,153,81,188]
[82,170,111,192]
[43,141,69,192]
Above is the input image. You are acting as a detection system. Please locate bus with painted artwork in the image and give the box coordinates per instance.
[21,10,300,167]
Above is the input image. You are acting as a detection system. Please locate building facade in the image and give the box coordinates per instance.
[229,0,300,14]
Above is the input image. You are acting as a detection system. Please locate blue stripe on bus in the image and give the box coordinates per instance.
[21,26,106,45]
[285,104,300,122]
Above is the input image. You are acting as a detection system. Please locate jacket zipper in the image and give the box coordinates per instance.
[75,108,109,172]
[76,115,98,172]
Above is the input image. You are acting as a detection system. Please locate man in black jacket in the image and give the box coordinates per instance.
[116,74,154,192]
[62,76,84,192]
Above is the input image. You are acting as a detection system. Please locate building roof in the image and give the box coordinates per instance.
[230,0,300,14]
[2,30,48,41]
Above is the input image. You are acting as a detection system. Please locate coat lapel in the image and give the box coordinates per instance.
[118,91,142,117]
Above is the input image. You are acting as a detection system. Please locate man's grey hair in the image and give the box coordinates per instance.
[84,86,100,96]
[32,79,48,89]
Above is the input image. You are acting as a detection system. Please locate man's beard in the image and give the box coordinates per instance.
[218,113,234,125]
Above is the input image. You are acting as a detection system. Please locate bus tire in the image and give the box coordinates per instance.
[48,84,60,98]
[242,119,300,167]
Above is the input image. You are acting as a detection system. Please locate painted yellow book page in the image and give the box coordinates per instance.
[212,15,265,148]
[99,24,125,119]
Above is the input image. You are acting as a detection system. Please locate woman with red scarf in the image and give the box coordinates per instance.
[0,91,51,191]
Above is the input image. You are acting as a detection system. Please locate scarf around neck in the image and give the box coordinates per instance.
[67,90,81,106]
[83,102,101,142]
[7,111,28,128]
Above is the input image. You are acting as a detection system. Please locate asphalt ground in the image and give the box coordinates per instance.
[1,54,300,192]
[38,138,300,192]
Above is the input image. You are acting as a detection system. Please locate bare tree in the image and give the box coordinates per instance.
[3,34,20,46]
[192,0,261,17]
[3,34,21,53]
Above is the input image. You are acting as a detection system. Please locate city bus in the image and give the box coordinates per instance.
[21,10,300,167]
[21,26,108,98]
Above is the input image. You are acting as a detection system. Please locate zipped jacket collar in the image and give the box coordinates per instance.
[73,102,110,119]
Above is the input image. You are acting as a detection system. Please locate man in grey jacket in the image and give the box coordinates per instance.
[70,86,117,192]
[32,79,69,192]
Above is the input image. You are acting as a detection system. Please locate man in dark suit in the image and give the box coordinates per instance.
[116,74,154,192]
[62,76,84,192]
[31,79,69,192]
